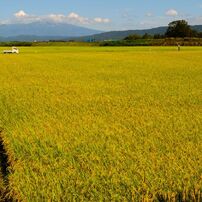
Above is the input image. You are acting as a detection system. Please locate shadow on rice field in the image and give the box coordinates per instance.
[0,129,12,201]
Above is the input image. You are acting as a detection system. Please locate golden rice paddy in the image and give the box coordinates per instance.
[0,46,201,201]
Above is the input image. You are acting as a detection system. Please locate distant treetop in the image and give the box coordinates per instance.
[165,20,197,38]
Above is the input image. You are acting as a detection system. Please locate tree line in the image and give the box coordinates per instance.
[124,20,202,40]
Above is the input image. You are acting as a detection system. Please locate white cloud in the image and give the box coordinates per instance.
[67,12,89,24]
[48,14,66,23]
[14,10,28,18]
[10,10,111,25]
[166,9,178,17]
[94,17,110,23]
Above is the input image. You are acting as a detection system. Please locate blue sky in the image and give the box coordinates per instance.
[0,0,202,31]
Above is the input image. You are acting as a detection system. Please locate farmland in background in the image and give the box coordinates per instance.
[0,46,201,201]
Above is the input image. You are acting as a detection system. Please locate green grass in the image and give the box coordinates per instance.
[0,46,201,201]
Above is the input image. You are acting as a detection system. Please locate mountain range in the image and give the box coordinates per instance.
[72,25,202,42]
[0,22,101,41]
[0,22,202,42]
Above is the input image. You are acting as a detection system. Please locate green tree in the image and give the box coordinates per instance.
[198,32,202,38]
[124,34,141,40]
[165,20,194,37]
[154,34,164,39]
[142,33,152,39]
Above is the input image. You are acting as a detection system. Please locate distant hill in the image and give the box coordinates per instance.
[0,23,202,42]
[72,27,167,42]
[0,22,101,41]
[192,25,202,32]
[0,35,70,42]
[72,25,202,42]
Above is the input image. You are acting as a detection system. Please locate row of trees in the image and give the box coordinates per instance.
[124,20,202,40]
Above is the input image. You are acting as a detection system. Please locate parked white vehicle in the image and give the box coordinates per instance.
[3,47,19,54]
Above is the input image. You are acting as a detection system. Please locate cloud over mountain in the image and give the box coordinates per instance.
[12,10,111,25]
[15,10,28,17]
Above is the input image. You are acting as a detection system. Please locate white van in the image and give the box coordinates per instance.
[3,47,19,54]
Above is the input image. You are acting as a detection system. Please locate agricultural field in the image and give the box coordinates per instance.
[0,46,201,201]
